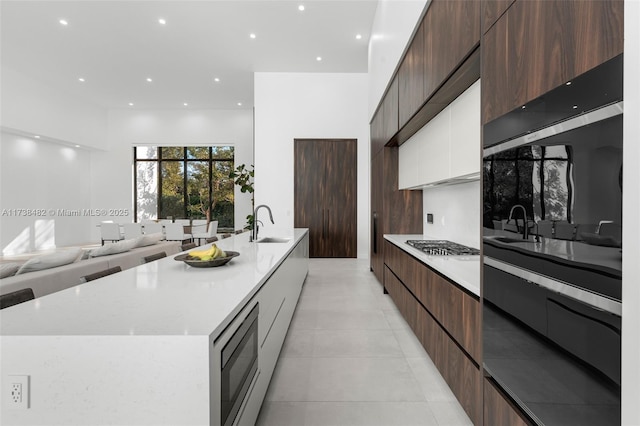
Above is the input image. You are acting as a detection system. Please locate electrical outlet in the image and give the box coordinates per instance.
[426,213,434,224]
[6,375,29,409]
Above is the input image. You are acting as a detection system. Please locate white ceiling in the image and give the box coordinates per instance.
[1,0,378,110]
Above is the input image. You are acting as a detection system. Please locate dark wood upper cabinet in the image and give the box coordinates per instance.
[482,0,624,124]
[426,0,481,100]
[371,76,399,157]
[482,0,516,34]
[294,139,357,258]
[398,20,426,128]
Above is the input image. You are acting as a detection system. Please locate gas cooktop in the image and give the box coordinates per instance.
[406,240,480,256]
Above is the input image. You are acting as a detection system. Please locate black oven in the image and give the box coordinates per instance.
[220,303,259,426]
[482,54,623,425]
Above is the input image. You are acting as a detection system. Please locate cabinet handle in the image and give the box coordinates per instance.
[322,209,326,239]
[373,212,378,254]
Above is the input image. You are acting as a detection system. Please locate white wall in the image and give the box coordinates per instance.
[0,66,107,149]
[89,109,255,241]
[622,1,640,423]
[368,0,428,119]
[0,131,93,254]
[254,73,370,258]
[422,181,480,249]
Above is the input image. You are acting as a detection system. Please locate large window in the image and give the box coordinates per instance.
[134,146,234,228]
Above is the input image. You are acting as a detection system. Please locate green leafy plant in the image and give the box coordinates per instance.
[229,164,255,229]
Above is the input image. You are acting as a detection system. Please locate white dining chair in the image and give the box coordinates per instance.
[190,219,208,236]
[123,223,143,240]
[192,221,218,245]
[164,223,193,243]
[142,222,164,236]
[174,219,191,227]
[100,222,124,245]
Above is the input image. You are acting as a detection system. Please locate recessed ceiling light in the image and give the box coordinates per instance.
[34,135,41,139]
[249,33,256,39]
[566,81,572,86]
[521,105,526,109]
[356,34,362,40]
[237,102,243,106]
[158,18,166,25]
[78,77,85,82]
[572,105,578,109]
[316,56,322,61]
[146,78,153,82]
[183,103,188,107]
[128,102,134,106]
[75,145,80,148]
[214,77,220,83]
[298,5,305,11]
[59,19,68,26]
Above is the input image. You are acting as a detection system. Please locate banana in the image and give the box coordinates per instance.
[188,244,226,260]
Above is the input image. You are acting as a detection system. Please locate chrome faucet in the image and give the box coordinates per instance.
[252,204,274,241]
[508,204,529,239]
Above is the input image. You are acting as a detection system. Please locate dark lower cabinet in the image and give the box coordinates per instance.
[294,139,357,258]
[483,378,530,426]
[383,243,481,425]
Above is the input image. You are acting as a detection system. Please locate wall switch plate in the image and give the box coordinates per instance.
[426,213,434,224]
[5,375,29,409]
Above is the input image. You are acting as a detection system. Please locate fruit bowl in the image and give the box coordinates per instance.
[174,251,240,267]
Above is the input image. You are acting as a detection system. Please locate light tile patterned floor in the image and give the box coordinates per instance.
[256,258,473,426]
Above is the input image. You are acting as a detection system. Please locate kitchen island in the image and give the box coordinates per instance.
[0,229,309,426]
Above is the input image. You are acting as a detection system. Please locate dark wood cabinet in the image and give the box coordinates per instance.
[482,0,624,124]
[426,0,481,101]
[398,20,426,128]
[383,253,482,425]
[294,139,357,258]
[483,378,530,426]
[481,0,515,34]
[371,76,399,156]
[369,148,422,284]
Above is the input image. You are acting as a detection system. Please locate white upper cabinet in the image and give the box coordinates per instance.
[399,79,481,189]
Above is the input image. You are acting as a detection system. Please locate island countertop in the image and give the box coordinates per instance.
[384,234,480,297]
[0,229,309,338]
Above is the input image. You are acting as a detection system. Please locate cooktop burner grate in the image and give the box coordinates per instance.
[406,240,480,256]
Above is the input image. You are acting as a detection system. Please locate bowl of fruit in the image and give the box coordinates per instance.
[174,244,239,267]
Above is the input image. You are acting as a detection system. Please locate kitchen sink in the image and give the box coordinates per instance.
[255,237,291,243]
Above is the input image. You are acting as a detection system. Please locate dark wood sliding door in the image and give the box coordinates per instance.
[294,139,357,258]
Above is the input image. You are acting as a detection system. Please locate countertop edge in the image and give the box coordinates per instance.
[384,234,480,297]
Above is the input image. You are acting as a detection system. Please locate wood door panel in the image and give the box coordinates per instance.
[295,139,357,258]
[482,0,515,34]
[294,140,325,256]
[325,140,357,258]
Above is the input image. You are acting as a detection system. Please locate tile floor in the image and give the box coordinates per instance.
[256,258,473,426]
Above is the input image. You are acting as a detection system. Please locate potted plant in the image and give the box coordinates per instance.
[229,164,254,229]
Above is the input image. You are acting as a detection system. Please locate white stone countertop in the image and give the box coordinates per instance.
[0,229,308,338]
[384,234,480,297]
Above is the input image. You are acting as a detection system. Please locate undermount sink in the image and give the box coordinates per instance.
[255,237,291,243]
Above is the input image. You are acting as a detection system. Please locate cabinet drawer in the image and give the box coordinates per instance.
[483,377,529,426]
[385,241,480,361]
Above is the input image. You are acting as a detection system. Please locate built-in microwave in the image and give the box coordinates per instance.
[213,302,259,426]
[482,54,623,425]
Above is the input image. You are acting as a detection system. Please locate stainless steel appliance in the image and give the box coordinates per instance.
[482,54,623,425]
[406,240,479,256]
[219,303,259,426]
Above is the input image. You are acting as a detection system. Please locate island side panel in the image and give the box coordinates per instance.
[0,335,210,426]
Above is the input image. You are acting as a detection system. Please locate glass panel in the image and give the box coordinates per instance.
[136,162,158,221]
[160,146,184,160]
[212,146,234,160]
[160,161,185,219]
[186,161,210,219]
[212,160,235,229]
[187,147,210,160]
[136,146,157,159]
